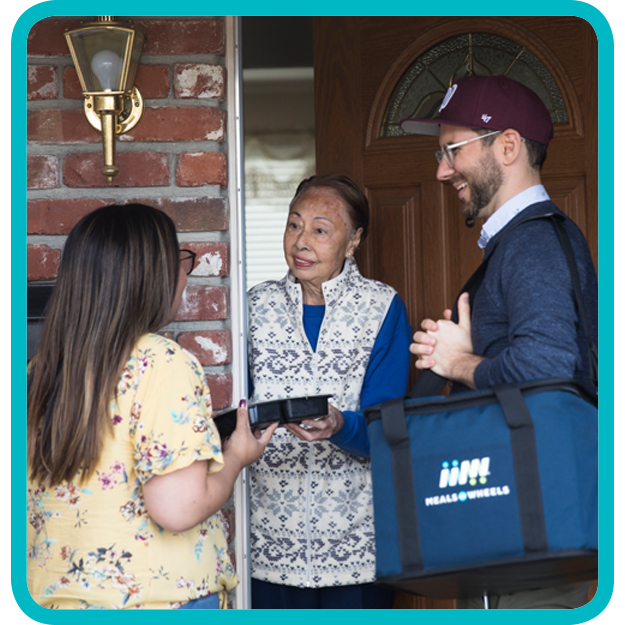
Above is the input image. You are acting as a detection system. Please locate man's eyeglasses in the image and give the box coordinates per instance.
[180,249,197,275]
[435,130,502,169]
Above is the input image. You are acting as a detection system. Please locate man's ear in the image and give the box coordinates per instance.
[499,129,524,166]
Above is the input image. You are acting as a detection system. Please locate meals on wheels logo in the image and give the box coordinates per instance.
[425,456,511,507]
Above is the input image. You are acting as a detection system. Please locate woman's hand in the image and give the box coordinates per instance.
[142,403,277,533]
[284,404,343,442]
[224,403,279,468]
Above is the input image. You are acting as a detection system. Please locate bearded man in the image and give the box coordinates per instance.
[402,75,598,609]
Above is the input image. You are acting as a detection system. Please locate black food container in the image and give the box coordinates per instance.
[213,395,333,439]
[213,400,283,440]
[248,399,284,429]
[282,395,332,424]
[213,408,238,439]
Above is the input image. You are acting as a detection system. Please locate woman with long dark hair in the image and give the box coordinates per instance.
[27,204,276,609]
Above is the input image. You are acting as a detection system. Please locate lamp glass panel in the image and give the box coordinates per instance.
[67,27,132,92]
[126,30,146,91]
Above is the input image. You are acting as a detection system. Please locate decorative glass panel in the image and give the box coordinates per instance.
[381,33,568,137]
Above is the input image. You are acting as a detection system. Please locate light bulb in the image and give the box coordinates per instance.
[91,50,123,90]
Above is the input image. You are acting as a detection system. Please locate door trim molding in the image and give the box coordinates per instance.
[365,16,585,151]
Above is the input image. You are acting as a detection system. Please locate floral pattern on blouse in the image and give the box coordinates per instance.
[27,334,237,609]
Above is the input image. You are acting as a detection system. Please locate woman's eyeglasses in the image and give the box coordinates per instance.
[180,249,197,275]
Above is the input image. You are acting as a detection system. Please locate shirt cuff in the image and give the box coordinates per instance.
[329,410,369,457]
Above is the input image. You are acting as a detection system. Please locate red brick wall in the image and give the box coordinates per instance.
[27,16,233,413]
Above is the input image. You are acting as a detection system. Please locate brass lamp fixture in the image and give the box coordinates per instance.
[65,16,146,184]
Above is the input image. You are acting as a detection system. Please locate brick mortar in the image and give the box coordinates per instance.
[27,14,236,415]
[27,15,238,596]
[27,56,225,70]
[27,142,228,155]
[27,190,230,224]
[179,231,230,242]
[27,238,231,262]
[203,365,231,375]
[27,100,226,112]
[26,185,229,195]
[167,318,232,330]
[26,187,228,199]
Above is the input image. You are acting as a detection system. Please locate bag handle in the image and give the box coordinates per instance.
[379,397,424,573]
[493,383,548,553]
[410,212,598,398]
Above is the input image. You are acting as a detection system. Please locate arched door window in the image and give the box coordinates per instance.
[381,32,568,137]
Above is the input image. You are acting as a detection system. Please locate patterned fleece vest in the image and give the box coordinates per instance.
[247,258,396,587]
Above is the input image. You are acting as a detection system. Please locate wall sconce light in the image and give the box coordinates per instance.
[65,16,146,184]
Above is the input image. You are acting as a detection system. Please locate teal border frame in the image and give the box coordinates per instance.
[13,1,614,623]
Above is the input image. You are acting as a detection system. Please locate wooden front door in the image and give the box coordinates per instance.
[313,16,598,609]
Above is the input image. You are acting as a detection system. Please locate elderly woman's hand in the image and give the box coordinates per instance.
[284,404,343,442]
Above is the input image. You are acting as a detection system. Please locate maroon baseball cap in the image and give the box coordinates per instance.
[400,75,553,145]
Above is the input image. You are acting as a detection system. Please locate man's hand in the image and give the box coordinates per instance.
[410,293,484,388]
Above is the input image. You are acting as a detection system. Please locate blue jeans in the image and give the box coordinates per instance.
[178,593,220,609]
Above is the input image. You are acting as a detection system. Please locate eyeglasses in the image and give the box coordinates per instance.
[180,249,197,275]
[435,130,502,169]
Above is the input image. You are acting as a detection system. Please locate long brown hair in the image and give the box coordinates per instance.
[27,204,180,486]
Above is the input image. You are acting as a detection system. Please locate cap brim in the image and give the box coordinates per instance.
[399,118,441,135]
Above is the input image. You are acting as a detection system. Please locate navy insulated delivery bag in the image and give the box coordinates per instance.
[363,213,598,599]
[364,379,598,598]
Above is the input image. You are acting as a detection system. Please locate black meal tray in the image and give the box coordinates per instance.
[213,395,332,439]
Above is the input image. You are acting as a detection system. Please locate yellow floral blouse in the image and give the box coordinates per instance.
[27,333,237,609]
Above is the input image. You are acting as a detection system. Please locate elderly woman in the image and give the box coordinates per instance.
[248,175,412,609]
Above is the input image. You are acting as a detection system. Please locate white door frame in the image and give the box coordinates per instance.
[225,15,250,610]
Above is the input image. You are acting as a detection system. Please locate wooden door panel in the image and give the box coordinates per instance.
[393,591,456,610]
[366,184,482,331]
[314,16,597,610]
[443,185,484,306]
[313,17,363,181]
[367,186,420,321]
[363,141,441,184]
[366,184,442,390]
[543,175,588,235]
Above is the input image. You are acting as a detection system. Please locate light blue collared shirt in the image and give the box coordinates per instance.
[477,185,550,249]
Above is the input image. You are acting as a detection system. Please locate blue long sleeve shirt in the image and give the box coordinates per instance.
[302,294,412,457]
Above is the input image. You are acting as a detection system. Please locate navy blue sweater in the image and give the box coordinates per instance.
[471,201,598,394]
